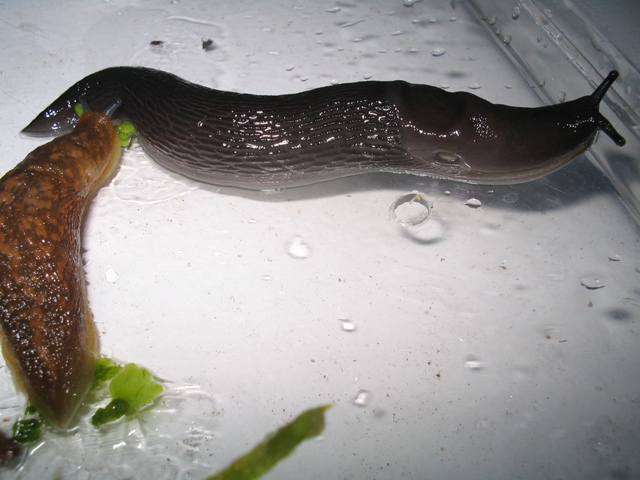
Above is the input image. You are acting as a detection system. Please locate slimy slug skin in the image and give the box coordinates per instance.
[23,67,625,189]
[0,111,121,429]
[1,66,626,428]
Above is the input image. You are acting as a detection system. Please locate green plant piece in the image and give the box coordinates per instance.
[24,405,38,416]
[91,398,130,427]
[207,405,330,480]
[74,102,84,117]
[92,357,123,388]
[12,418,42,444]
[109,363,163,411]
[91,363,163,427]
[114,122,136,147]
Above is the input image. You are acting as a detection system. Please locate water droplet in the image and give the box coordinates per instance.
[468,83,482,90]
[465,198,482,208]
[326,6,341,13]
[389,191,431,227]
[287,236,311,259]
[430,48,446,57]
[512,7,520,20]
[503,192,519,204]
[363,73,372,80]
[261,275,272,281]
[464,355,483,370]
[502,34,512,46]
[391,30,403,36]
[105,268,120,283]
[247,218,257,224]
[353,390,371,406]
[608,253,621,261]
[339,319,356,332]
[449,16,457,22]
[284,63,295,71]
[402,0,423,6]
[557,91,567,103]
[580,275,606,289]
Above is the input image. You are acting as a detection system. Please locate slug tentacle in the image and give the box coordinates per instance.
[22,67,625,188]
[0,111,121,428]
[587,71,625,147]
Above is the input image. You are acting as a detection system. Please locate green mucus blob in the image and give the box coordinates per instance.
[114,122,136,147]
[73,102,136,147]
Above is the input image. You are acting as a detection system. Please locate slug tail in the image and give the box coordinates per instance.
[590,70,626,146]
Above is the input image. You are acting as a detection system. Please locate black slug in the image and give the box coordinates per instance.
[22,67,625,189]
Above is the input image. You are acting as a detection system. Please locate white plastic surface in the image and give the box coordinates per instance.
[0,1,639,479]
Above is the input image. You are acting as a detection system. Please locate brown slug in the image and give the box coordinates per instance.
[0,111,121,429]
[22,67,625,189]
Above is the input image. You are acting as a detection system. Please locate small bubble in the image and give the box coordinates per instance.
[326,6,341,13]
[430,48,446,57]
[261,275,272,281]
[363,73,372,80]
[465,198,482,208]
[503,192,519,204]
[464,355,482,370]
[389,191,431,227]
[512,7,520,20]
[339,319,356,332]
[105,268,120,283]
[608,253,621,261]
[468,83,482,90]
[287,236,311,259]
[449,16,457,22]
[247,218,257,224]
[353,390,371,407]
[391,30,403,36]
[284,63,295,71]
[580,275,606,289]
[557,91,567,103]
[402,0,423,6]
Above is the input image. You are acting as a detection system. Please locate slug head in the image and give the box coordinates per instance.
[22,69,124,137]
